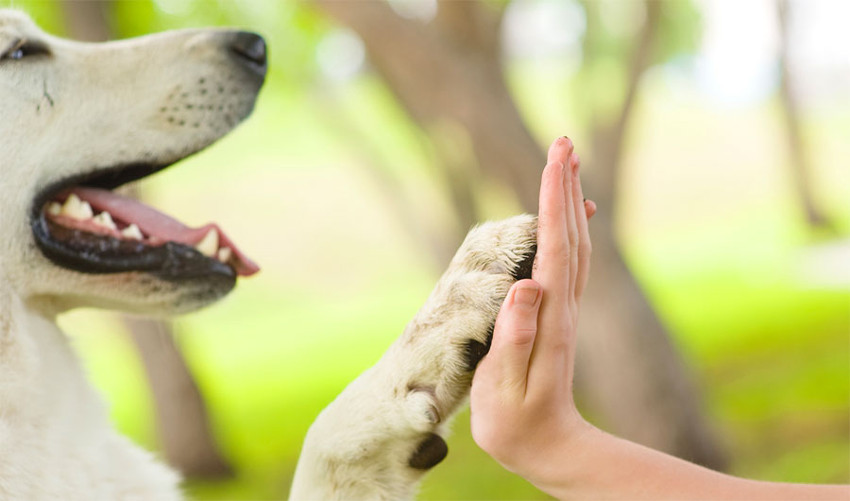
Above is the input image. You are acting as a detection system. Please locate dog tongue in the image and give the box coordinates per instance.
[70,187,259,277]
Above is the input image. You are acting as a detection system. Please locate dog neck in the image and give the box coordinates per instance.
[0,287,110,435]
[0,286,182,500]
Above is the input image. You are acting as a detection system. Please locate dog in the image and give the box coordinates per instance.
[0,10,536,500]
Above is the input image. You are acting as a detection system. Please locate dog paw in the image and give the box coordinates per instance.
[389,214,537,455]
[290,215,537,499]
[413,213,537,375]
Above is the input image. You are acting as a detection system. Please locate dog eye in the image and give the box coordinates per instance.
[2,39,49,61]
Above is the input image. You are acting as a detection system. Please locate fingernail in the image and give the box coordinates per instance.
[514,285,539,306]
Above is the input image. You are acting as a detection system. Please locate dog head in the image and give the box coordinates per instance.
[0,9,266,315]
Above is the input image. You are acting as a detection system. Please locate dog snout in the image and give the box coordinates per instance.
[229,32,267,78]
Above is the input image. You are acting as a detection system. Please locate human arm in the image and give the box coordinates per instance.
[470,136,850,500]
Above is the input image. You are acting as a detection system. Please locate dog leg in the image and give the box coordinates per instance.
[290,214,537,501]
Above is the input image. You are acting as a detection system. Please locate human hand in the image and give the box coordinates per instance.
[470,136,595,490]
[470,138,850,501]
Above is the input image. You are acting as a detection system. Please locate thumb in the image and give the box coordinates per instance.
[479,279,542,397]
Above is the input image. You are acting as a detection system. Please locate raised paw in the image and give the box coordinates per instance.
[290,214,537,500]
[403,214,538,386]
[389,214,538,454]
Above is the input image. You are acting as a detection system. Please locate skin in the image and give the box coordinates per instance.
[470,137,850,501]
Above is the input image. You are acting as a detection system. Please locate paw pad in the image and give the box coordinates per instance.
[408,433,448,470]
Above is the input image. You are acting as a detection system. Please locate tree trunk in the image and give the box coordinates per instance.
[314,0,727,469]
[573,0,727,470]
[60,2,233,478]
[315,0,544,212]
[776,0,833,229]
[61,0,111,42]
[125,317,232,477]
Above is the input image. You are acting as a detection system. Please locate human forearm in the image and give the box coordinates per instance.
[539,422,849,501]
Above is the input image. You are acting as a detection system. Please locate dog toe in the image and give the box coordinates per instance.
[463,324,495,371]
[511,243,536,280]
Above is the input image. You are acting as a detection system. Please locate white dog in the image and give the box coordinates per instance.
[0,10,537,500]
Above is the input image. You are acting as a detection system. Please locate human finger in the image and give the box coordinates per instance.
[563,151,579,299]
[526,138,575,392]
[571,156,592,298]
[585,199,597,219]
[535,137,571,296]
[547,135,573,165]
[479,280,542,397]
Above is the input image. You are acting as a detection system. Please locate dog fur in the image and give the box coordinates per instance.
[0,10,537,500]
[0,10,263,499]
[289,216,536,500]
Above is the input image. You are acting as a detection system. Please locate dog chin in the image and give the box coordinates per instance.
[39,268,236,316]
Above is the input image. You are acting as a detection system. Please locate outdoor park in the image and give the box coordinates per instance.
[12,0,849,499]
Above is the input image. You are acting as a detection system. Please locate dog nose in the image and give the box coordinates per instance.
[229,32,267,77]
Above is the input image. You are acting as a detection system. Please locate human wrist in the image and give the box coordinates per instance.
[528,414,600,499]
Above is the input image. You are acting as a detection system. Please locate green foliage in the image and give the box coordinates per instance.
[63,84,849,497]
[18,0,850,498]
[654,0,702,63]
[576,0,700,63]
[574,0,701,125]
[4,0,65,35]
[110,1,159,38]
[109,0,332,86]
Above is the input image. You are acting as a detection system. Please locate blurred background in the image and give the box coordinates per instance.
[10,0,849,498]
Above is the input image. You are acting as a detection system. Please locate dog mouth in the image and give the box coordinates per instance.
[31,163,259,280]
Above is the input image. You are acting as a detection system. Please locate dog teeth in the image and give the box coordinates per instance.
[121,224,143,240]
[195,229,219,257]
[92,211,117,230]
[47,202,61,216]
[60,194,94,220]
[216,247,232,263]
